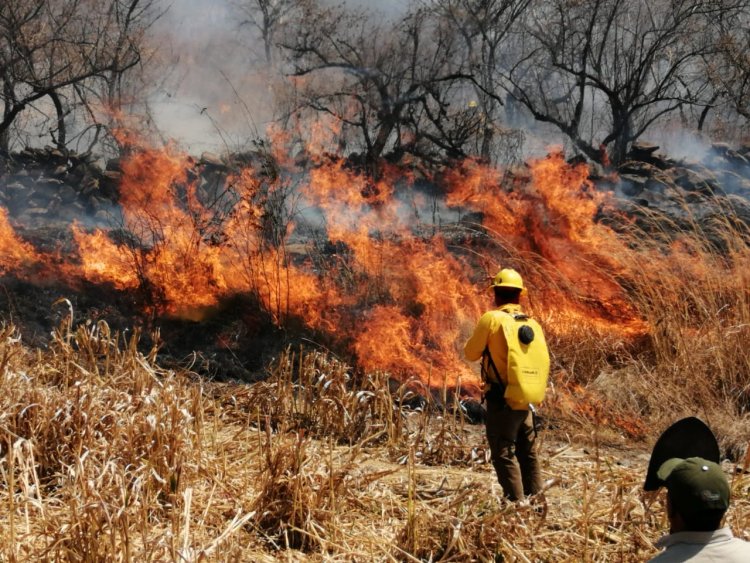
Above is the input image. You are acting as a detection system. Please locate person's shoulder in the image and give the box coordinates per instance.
[649,533,750,562]
[718,527,750,553]
[646,535,705,563]
[717,535,750,562]
[489,308,519,325]
[479,309,509,322]
[728,534,750,551]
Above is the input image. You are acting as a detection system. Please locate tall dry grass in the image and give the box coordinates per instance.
[503,195,750,453]
[598,202,750,453]
[2,271,750,561]
[209,346,477,466]
[0,313,481,560]
[0,312,210,560]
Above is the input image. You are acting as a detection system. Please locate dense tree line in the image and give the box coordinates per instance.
[2,0,749,168]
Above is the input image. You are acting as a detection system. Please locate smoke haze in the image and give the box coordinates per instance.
[151,0,410,153]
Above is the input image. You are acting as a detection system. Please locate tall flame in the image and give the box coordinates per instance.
[2,137,653,391]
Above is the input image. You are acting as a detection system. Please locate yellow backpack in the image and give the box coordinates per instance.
[500,312,550,409]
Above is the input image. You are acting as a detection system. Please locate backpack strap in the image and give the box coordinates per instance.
[482,347,506,402]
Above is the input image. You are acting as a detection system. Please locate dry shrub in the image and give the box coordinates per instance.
[393,381,483,467]
[0,315,208,560]
[611,207,750,452]
[392,466,644,562]
[521,202,750,452]
[250,427,357,552]
[544,313,633,387]
[549,379,648,442]
[214,347,400,445]
[392,449,492,561]
[212,350,483,469]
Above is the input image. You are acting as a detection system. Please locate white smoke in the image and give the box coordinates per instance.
[149,0,271,153]
[645,129,712,163]
[149,0,412,154]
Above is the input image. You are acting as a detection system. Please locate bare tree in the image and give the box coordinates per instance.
[74,0,166,154]
[232,0,297,67]
[489,0,749,165]
[710,9,750,122]
[0,0,162,153]
[278,2,479,173]
[432,0,531,162]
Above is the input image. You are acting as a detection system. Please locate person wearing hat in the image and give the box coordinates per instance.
[649,456,750,561]
[464,268,548,501]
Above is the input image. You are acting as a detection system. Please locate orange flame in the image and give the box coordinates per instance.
[0,208,41,273]
[72,225,138,290]
[445,152,645,337]
[2,135,655,393]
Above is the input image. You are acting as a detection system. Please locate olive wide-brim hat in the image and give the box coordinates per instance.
[643,417,721,491]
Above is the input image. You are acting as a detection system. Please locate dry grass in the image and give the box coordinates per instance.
[594,203,750,454]
[2,310,750,562]
[499,199,750,457]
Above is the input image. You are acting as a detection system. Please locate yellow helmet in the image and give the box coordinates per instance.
[490,268,524,291]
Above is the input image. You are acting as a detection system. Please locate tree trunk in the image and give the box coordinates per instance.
[1,80,14,151]
[367,115,398,176]
[611,115,632,166]
[0,105,26,153]
[480,124,494,162]
[49,91,67,150]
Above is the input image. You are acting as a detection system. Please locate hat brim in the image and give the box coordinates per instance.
[488,284,527,294]
[643,417,720,491]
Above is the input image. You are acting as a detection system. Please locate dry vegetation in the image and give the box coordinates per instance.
[4,111,749,563]
[2,0,749,559]
[1,194,750,561]
[1,290,750,561]
[567,205,750,457]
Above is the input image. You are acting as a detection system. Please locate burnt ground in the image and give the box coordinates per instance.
[0,271,291,383]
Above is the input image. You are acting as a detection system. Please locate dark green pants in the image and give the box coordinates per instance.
[485,397,542,501]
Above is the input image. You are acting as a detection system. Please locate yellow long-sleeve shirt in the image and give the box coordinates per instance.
[464,303,523,387]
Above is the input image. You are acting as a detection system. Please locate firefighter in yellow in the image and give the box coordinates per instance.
[464,268,550,501]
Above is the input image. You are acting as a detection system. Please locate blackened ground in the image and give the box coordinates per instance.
[154,293,289,382]
[0,274,292,383]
